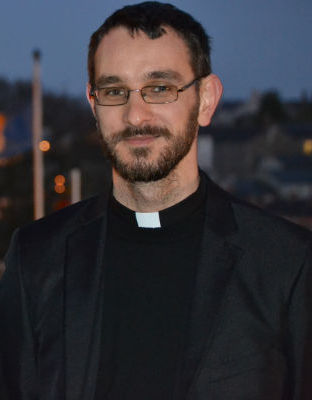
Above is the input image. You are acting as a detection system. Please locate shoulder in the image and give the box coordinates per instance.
[231,195,312,250]
[3,194,108,288]
[227,194,312,293]
[11,193,107,257]
[203,172,312,265]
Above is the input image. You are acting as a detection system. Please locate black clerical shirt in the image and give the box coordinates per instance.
[95,179,206,399]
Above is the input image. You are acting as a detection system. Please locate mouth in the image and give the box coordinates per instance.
[124,135,160,146]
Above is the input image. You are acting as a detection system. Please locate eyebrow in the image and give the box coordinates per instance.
[95,75,122,87]
[144,70,184,83]
[95,70,184,88]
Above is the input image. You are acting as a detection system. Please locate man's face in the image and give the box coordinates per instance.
[88,26,201,183]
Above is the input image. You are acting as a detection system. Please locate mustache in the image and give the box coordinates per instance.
[110,126,172,146]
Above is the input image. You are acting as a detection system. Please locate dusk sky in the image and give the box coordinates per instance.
[1,0,311,101]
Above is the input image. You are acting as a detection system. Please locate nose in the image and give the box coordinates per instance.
[123,89,154,127]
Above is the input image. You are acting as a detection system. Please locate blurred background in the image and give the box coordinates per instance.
[1,0,312,272]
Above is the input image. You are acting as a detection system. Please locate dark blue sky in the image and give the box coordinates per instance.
[1,0,311,101]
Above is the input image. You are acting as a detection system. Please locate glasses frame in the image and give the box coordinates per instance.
[90,77,202,106]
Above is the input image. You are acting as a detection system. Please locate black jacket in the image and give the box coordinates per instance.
[1,173,312,399]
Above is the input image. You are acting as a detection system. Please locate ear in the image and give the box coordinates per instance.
[198,74,223,127]
[86,83,96,117]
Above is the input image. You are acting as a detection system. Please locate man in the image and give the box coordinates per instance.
[1,2,312,399]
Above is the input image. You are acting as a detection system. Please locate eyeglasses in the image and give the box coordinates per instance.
[90,77,201,106]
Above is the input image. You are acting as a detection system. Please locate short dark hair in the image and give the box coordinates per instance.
[88,1,211,87]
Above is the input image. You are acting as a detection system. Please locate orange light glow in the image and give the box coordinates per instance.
[54,184,66,194]
[303,139,312,156]
[0,114,6,132]
[54,175,65,185]
[39,140,51,152]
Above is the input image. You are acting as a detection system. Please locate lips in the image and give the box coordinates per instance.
[124,135,160,146]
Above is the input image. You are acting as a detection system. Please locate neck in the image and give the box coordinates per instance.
[112,163,200,213]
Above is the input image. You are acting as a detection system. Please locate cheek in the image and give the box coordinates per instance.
[95,108,123,133]
[153,105,183,128]
[165,95,199,125]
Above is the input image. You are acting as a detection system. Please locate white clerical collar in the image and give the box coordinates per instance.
[135,212,161,228]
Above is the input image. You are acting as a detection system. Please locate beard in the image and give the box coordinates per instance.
[99,102,199,183]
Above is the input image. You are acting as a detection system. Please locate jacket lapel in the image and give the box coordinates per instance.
[175,175,243,399]
[64,195,109,400]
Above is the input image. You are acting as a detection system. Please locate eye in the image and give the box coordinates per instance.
[103,87,126,97]
[151,85,171,93]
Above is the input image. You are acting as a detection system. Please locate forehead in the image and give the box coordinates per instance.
[93,26,194,84]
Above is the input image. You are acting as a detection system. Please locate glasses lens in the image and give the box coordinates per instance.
[97,87,127,105]
[142,85,178,104]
